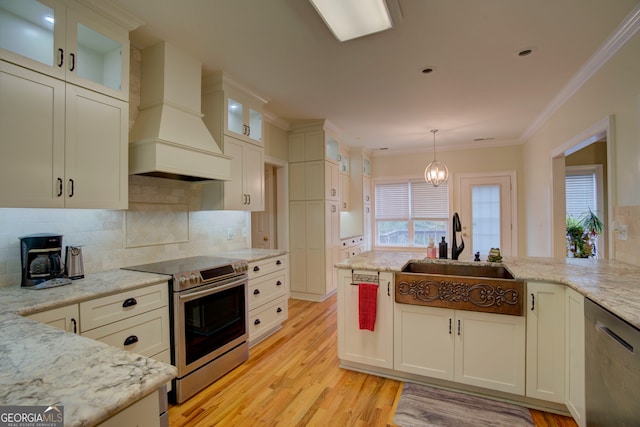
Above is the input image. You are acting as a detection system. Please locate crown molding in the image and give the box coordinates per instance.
[75,0,144,31]
[263,111,291,130]
[520,3,640,143]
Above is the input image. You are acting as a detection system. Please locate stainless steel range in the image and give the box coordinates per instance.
[124,256,249,403]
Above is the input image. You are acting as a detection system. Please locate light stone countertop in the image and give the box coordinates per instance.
[219,248,288,263]
[336,251,640,330]
[0,269,178,427]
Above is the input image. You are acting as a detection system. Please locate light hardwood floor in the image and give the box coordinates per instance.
[169,295,577,426]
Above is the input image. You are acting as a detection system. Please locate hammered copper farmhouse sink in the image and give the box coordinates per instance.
[395,262,525,316]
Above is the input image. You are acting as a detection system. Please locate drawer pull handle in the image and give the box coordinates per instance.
[71,318,77,334]
[122,298,138,308]
[254,266,260,272]
[531,294,535,311]
[254,319,261,325]
[58,48,64,67]
[276,280,282,286]
[124,335,138,346]
[253,289,260,295]
[276,260,282,265]
[277,307,283,313]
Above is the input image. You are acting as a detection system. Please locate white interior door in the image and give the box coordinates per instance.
[459,174,515,258]
[252,164,275,248]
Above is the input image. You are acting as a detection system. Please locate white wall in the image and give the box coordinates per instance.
[372,144,525,254]
[523,29,640,259]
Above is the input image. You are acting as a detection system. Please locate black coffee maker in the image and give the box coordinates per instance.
[19,233,66,287]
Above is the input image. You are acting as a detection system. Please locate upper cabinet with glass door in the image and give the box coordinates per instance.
[202,71,268,148]
[0,0,129,101]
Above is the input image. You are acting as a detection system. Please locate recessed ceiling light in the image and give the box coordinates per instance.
[421,67,435,74]
[474,137,495,142]
[379,147,388,150]
[517,48,534,57]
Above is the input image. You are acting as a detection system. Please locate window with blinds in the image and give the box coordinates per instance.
[566,172,596,219]
[375,180,449,247]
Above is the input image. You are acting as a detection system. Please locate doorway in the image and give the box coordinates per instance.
[458,172,517,259]
[550,116,614,259]
[251,158,288,250]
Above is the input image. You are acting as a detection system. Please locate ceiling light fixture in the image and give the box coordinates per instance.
[309,0,393,42]
[424,129,449,187]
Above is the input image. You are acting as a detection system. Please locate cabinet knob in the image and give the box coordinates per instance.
[122,298,137,308]
[276,280,282,286]
[124,335,139,346]
[254,319,261,326]
[277,307,283,313]
[253,289,260,295]
[254,266,260,272]
[276,260,282,265]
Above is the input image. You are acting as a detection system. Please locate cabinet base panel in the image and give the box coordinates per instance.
[338,360,571,417]
[290,289,336,302]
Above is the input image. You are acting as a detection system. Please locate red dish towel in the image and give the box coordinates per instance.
[358,283,378,331]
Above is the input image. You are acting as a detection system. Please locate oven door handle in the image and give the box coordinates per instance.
[178,277,247,301]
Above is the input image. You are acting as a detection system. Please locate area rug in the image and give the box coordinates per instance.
[393,383,534,427]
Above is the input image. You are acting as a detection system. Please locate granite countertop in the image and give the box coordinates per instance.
[219,248,288,262]
[336,251,640,330]
[0,269,178,427]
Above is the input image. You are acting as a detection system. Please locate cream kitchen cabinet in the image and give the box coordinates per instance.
[288,121,342,301]
[0,0,130,101]
[337,269,394,369]
[248,254,289,346]
[340,174,351,211]
[526,281,566,403]
[339,144,350,175]
[565,287,586,427]
[80,282,170,363]
[340,148,372,248]
[288,121,340,165]
[26,303,79,334]
[394,303,526,395]
[201,135,264,211]
[339,235,365,261]
[0,60,128,209]
[202,71,267,147]
[289,200,339,300]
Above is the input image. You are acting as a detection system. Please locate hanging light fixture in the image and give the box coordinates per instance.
[424,129,449,187]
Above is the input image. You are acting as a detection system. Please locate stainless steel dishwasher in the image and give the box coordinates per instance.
[585,298,640,426]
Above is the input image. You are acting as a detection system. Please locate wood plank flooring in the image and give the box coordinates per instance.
[169,295,577,427]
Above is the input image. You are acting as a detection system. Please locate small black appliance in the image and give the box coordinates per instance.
[19,233,68,288]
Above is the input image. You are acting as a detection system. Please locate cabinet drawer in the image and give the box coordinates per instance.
[82,307,170,358]
[248,255,288,279]
[249,296,288,342]
[80,282,168,332]
[249,270,287,310]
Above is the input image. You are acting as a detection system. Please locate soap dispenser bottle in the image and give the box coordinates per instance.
[439,236,448,259]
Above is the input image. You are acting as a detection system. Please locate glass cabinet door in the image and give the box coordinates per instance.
[325,136,340,163]
[227,96,244,136]
[0,0,65,79]
[248,106,262,142]
[66,6,128,99]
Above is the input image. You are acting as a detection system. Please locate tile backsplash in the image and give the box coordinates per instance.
[0,175,249,287]
[613,205,640,267]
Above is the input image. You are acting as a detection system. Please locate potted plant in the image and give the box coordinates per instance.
[566,209,603,258]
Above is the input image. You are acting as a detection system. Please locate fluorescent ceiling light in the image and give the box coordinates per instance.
[309,0,393,42]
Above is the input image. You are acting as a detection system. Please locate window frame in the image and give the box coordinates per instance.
[373,178,451,250]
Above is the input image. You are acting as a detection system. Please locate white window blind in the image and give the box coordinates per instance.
[566,173,596,218]
[375,182,409,219]
[411,181,449,219]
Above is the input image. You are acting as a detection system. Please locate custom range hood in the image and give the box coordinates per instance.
[129,41,231,181]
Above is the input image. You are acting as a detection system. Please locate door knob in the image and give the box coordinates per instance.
[263,236,269,241]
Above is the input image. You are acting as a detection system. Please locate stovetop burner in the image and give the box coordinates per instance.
[122,255,248,291]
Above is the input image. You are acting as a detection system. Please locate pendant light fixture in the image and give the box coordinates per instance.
[424,129,449,187]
